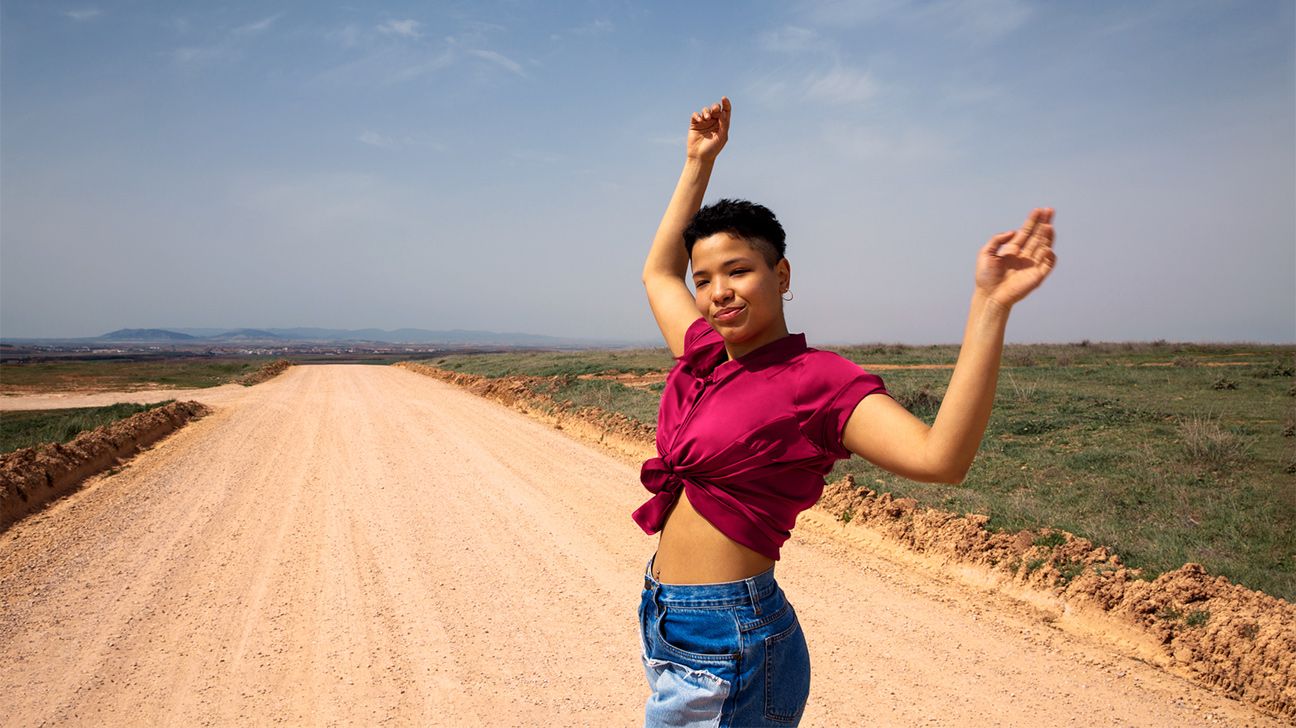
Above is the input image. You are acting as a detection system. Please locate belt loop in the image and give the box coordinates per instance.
[746,577,762,616]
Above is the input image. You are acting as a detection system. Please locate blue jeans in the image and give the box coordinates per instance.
[638,554,811,727]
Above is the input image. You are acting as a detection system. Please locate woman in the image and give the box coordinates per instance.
[635,96,1057,726]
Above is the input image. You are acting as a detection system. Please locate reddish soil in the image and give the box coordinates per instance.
[1,400,211,529]
[237,359,293,386]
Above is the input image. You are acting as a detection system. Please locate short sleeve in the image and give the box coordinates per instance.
[797,353,890,459]
[676,317,725,375]
[682,317,713,353]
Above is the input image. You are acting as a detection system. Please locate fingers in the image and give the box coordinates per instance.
[1020,207,1056,259]
[691,97,732,128]
[982,230,1015,257]
[999,207,1054,258]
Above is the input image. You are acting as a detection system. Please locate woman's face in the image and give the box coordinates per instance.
[690,232,790,345]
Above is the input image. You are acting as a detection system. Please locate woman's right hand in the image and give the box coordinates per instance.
[686,96,731,162]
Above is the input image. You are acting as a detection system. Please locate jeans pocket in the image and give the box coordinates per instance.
[763,607,811,724]
[656,605,742,663]
[643,657,731,728]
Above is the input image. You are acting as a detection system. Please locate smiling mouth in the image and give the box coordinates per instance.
[714,306,745,322]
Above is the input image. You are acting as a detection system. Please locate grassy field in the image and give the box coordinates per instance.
[415,343,1296,601]
[0,357,280,392]
[1,400,178,454]
[430,349,674,378]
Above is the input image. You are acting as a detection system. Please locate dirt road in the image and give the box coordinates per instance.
[0,365,1279,726]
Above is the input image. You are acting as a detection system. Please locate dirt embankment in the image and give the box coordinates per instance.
[401,363,1296,722]
[0,400,211,530]
[817,480,1296,720]
[237,359,293,386]
[396,363,655,461]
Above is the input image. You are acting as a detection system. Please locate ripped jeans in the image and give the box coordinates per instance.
[638,553,811,727]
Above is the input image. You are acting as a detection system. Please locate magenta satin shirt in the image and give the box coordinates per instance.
[633,317,891,560]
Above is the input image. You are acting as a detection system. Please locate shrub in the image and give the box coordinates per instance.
[1007,351,1037,367]
[1211,377,1238,390]
[1005,370,1039,402]
[891,385,943,419]
[1178,413,1250,470]
[1266,359,1295,377]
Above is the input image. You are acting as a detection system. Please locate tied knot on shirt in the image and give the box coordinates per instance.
[632,456,687,535]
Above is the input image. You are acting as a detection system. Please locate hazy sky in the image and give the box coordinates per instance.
[2,1,1292,344]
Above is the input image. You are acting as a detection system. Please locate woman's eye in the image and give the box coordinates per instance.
[731,269,748,275]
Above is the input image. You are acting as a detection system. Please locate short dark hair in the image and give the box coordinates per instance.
[683,198,786,268]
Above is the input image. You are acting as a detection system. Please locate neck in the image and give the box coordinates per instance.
[723,319,791,361]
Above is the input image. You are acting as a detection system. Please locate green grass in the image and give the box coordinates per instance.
[1,400,177,454]
[0,358,276,391]
[829,347,1296,601]
[414,342,1296,601]
[527,377,663,426]
[426,349,676,378]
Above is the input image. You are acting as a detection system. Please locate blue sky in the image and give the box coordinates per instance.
[2,0,1292,344]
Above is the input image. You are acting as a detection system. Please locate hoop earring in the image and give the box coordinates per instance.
[782,290,794,302]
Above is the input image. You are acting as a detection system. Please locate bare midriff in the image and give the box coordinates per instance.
[652,487,775,584]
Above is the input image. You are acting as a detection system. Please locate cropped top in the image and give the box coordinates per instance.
[632,316,890,560]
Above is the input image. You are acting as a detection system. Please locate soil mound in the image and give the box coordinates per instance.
[238,359,293,386]
[818,477,1295,720]
[396,363,655,460]
[0,400,211,530]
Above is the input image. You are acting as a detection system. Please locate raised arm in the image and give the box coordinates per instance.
[841,208,1058,483]
[643,97,731,357]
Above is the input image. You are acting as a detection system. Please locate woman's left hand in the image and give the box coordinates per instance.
[975,207,1057,309]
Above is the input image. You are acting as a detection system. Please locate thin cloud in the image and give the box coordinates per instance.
[800,0,907,26]
[234,14,281,36]
[388,48,455,84]
[569,19,614,36]
[759,26,821,53]
[328,24,361,48]
[63,8,102,21]
[822,120,953,161]
[168,14,280,66]
[170,45,234,65]
[468,49,525,77]
[804,65,876,104]
[377,19,421,38]
[359,131,398,149]
[799,0,1032,42]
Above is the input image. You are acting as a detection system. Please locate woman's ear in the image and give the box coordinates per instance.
[777,258,791,290]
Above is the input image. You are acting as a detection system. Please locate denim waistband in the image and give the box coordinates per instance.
[643,552,779,607]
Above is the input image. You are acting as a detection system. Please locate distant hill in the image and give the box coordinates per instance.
[98,328,198,341]
[208,329,294,341]
[260,327,582,345]
[3,326,656,348]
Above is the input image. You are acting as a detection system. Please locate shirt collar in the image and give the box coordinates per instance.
[681,327,807,379]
